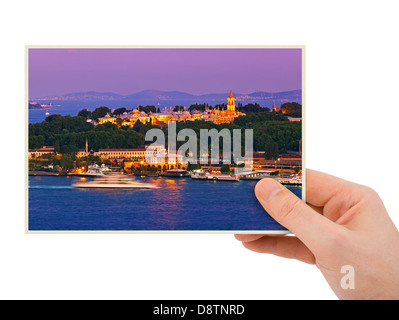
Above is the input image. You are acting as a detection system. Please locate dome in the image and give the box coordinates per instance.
[132,109,139,114]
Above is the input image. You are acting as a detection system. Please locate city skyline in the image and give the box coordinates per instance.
[28,47,302,99]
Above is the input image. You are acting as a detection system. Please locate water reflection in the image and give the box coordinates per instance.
[28,176,297,231]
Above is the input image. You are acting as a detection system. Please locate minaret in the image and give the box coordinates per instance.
[227,89,235,112]
[85,139,88,153]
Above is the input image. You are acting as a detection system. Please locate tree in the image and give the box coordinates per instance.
[92,106,112,120]
[132,120,144,132]
[45,114,63,122]
[78,109,92,118]
[281,102,302,115]
[29,135,45,149]
[60,155,74,170]
[173,105,184,112]
[138,105,156,113]
[60,144,79,154]
[220,164,230,173]
[113,107,128,116]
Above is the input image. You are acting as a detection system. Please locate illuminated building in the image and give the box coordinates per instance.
[208,89,245,124]
[28,146,55,159]
[98,90,245,127]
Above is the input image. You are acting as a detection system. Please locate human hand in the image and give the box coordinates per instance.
[235,169,399,300]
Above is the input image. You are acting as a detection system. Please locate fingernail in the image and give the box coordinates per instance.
[256,179,281,202]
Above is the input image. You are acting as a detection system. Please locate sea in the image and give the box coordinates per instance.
[28,175,302,231]
[28,99,286,124]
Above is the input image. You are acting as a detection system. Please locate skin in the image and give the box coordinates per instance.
[235,169,399,300]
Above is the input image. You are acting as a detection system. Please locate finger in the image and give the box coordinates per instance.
[234,233,287,242]
[234,234,265,242]
[255,177,338,250]
[307,203,323,215]
[306,169,352,207]
[242,235,315,264]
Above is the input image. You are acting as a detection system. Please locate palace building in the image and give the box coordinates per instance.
[98,90,245,127]
[208,89,244,124]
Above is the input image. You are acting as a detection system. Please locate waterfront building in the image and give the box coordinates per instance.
[83,144,186,169]
[96,148,147,160]
[28,146,55,159]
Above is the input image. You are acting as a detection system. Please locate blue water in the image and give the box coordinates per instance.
[28,99,298,124]
[28,176,302,231]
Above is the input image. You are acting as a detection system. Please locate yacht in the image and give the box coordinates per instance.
[190,171,239,182]
[72,175,159,189]
[77,164,110,177]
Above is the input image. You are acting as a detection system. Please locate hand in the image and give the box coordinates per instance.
[235,169,399,300]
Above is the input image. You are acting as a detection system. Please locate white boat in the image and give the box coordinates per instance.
[78,164,110,177]
[161,169,189,177]
[72,175,159,189]
[190,171,239,182]
[276,176,302,186]
[236,170,273,180]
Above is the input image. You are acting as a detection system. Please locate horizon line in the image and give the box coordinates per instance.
[30,88,302,100]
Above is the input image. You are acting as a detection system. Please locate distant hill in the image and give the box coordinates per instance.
[34,89,302,102]
[35,91,125,101]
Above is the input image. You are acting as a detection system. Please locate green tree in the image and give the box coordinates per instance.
[29,135,45,149]
[92,106,112,120]
[77,109,92,118]
[60,155,74,170]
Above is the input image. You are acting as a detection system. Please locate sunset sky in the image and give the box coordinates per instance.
[28,47,302,98]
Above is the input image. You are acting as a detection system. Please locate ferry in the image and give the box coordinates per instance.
[190,171,239,182]
[72,175,159,189]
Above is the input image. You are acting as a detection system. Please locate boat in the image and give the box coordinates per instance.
[190,171,239,182]
[161,169,190,177]
[236,170,273,180]
[45,111,50,116]
[41,103,61,107]
[77,164,110,177]
[276,176,302,186]
[72,175,159,189]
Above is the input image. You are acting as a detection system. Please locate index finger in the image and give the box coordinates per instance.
[305,169,350,207]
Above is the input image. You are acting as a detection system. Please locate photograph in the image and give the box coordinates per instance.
[27,46,303,232]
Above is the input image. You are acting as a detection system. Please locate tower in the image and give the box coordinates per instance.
[227,89,235,112]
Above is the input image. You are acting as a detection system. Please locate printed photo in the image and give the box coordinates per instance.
[27,46,304,232]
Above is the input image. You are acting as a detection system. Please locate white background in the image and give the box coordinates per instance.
[1,0,398,300]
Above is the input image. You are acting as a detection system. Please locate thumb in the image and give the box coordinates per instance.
[255,178,335,248]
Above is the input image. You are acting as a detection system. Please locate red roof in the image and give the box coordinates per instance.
[98,148,146,152]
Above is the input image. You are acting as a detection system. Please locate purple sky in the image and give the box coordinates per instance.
[28,48,302,98]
